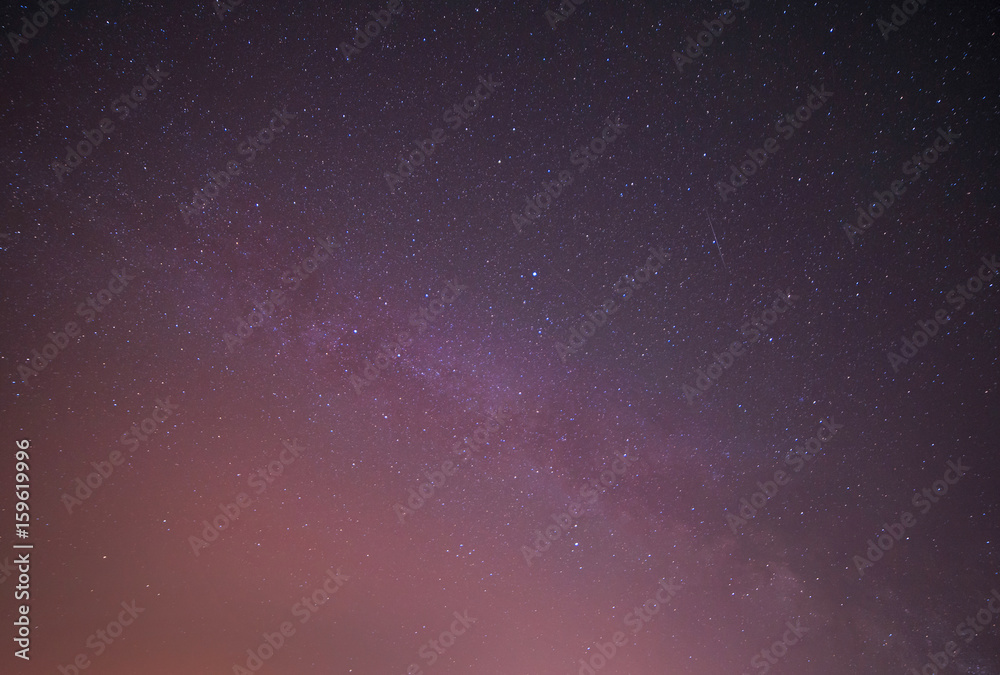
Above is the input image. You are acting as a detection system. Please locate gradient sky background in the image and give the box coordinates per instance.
[2,1,1000,674]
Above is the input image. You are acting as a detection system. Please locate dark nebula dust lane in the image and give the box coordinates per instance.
[1,1,999,675]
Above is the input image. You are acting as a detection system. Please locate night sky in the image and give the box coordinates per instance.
[2,1,1000,674]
